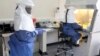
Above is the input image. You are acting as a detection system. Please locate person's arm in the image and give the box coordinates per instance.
[34,28,44,35]
[72,23,83,31]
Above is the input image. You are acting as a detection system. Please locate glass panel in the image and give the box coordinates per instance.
[74,9,94,29]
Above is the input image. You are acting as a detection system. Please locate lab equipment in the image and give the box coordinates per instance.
[88,0,100,56]
[0,31,3,56]
[0,23,14,33]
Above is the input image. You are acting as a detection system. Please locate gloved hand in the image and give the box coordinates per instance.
[36,28,44,35]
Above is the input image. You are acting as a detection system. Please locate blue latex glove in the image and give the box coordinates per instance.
[36,28,44,35]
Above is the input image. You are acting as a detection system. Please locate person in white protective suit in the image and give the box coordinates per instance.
[8,0,43,56]
[14,0,35,31]
[62,6,83,46]
[67,6,76,23]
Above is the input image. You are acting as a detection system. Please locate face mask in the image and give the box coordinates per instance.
[25,6,32,14]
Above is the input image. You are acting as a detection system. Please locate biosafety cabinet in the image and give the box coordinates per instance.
[58,0,100,56]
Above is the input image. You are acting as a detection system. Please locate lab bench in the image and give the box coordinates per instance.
[1,28,58,56]
[38,28,58,55]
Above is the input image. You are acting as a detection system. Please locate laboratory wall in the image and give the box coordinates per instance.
[0,0,59,21]
[32,0,59,21]
[0,0,17,19]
